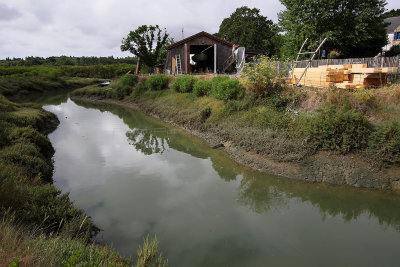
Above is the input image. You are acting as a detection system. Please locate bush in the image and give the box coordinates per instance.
[209,76,230,95]
[369,121,400,164]
[131,81,147,99]
[113,84,132,100]
[305,105,373,154]
[213,78,244,101]
[119,74,138,87]
[193,80,212,97]
[386,45,400,57]
[7,126,54,159]
[145,74,170,90]
[172,75,197,93]
[0,143,53,182]
[240,56,290,98]
[269,94,290,112]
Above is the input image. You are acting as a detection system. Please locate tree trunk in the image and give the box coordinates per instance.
[135,57,142,75]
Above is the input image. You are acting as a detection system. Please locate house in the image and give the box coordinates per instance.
[165,31,237,75]
[383,16,400,51]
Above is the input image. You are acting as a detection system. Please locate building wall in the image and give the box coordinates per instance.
[384,34,395,51]
[166,35,233,74]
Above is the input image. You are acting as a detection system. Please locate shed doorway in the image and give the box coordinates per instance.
[189,44,216,74]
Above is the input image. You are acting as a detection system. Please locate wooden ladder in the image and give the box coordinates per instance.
[175,54,183,75]
[294,38,327,86]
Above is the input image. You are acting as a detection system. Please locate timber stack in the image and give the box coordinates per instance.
[289,64,398,89]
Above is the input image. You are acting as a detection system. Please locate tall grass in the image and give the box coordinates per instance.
[0,213,131,266]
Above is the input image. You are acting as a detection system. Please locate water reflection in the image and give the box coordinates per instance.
[126,129,168,155]
[73,99,400,229]
[45,98,400,266]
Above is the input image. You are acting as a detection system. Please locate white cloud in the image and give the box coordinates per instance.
[0,0,398,58]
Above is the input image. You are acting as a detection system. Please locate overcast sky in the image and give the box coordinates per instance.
[1,0,399,59]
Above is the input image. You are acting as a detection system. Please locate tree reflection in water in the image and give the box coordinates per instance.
[126,128,168,155]
[74,99,400,231]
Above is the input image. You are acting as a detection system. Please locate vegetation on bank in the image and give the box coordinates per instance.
[0,94,168,266]
[0,55,137,67]
[0,66,168,265]
[71,58,400,167]
[0,64,147,101]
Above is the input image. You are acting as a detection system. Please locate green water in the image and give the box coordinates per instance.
[43,98,400,267]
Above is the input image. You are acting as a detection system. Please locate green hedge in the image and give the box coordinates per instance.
[145,74,170,90]
[193,80,212,97]
[119,74,138,87]
[369,121,400,164]
[172,75,197,93]
[306,105,373,154]
[209,76,230,96]
[212,78,244,101]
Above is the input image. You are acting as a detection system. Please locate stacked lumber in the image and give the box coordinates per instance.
[289,64,398,89]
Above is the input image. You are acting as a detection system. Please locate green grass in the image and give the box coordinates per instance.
[0,214,130,266]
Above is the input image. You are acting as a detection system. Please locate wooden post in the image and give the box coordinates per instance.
[214,43,217,73]
[184,44,188,74]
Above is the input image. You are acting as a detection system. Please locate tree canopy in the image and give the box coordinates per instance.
[383,8,400,18]
[218,6,280,56]
[279,0,388,59]
[121,25,169,69]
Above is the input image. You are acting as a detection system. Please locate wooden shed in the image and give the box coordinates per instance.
[165,31,237,75]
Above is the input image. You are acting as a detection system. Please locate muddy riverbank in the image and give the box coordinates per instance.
[71,96,400,191]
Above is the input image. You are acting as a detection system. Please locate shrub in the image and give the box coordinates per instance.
[369,121,400,164]
[131,81,147,99]
[145,74,170,90]
[193,80,212,97]
[240,56,290,98]
[213,78,244,101]
[113,84,132,100]
[305,105,373,154]
[209,76,230,96]
[269,94,290,112]
[385,45,400,57]
[172,75,197,93]
[119,74,138,87]
[7,126,54,159]
[0,143,53,182]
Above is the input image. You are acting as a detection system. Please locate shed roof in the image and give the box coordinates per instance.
[168,31,236,50]
[385,16,400,33]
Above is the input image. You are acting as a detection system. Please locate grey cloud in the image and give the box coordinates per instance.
[0,3,21,21]
[0,0,399,58]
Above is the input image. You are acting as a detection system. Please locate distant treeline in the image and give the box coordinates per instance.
[0,56,137,67]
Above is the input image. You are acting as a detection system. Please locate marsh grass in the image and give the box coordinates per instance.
[0,213,131,267]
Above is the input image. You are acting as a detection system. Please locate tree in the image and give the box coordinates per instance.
[218,6,280,56]
[121,25,169,73]
[386,45,400,56]
[383,8,400,18]
[157,37,174,66]
[279,0,388,59]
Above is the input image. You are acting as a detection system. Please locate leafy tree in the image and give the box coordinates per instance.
[383,8,400,18]
[279,0,388,59]
[157,37,174,65]
[120,25,169,72]
[386,45,400,56]
[218,6,280,56]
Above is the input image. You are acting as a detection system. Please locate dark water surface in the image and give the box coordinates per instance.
[43,98,400,267]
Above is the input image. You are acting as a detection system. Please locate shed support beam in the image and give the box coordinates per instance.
[184,44,188,74]
[214,44,217,73]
